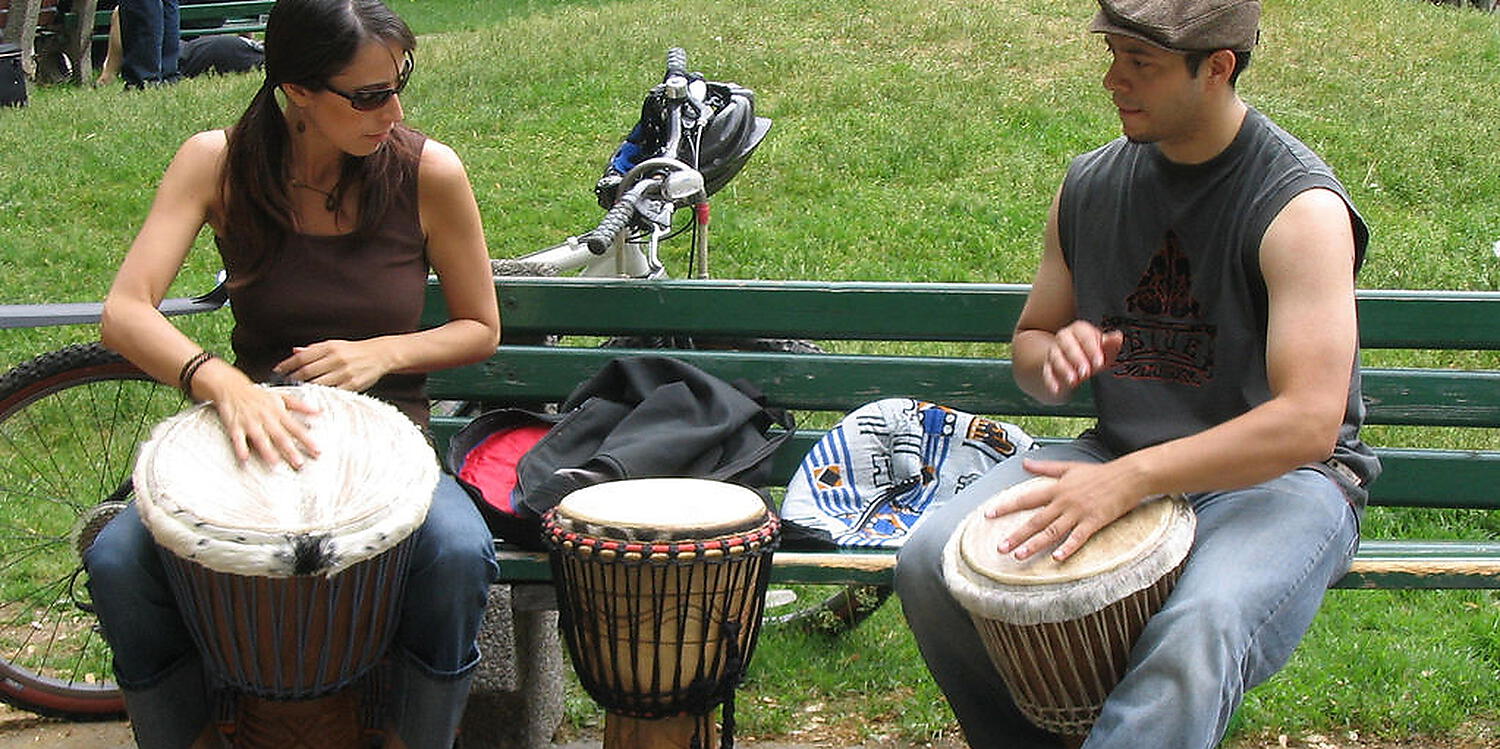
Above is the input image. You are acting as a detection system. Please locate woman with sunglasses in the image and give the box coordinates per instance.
[87,0,501,746]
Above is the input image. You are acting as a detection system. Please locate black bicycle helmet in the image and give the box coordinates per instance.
[690,82,772,197]
[595,77,771,207]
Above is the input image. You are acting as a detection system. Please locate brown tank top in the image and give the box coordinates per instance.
[217,132,431,428]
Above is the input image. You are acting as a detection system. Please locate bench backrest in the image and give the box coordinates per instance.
[423,278,1500,512]
[62,0,275,38]
[0,0,60,31]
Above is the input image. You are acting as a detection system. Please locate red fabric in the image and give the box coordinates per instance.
[458,425,551,514]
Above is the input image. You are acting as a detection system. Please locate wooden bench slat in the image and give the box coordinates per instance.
[1360,369,1500,427]
[1357,288,1500,349]
[428,278,1031,342]
[428,278,1500,350]
[429,345,1076,416]
[494,539,1500,589]
[430,345,1500,428]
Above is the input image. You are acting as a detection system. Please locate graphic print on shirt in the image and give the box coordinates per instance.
[1103,231,1216,387]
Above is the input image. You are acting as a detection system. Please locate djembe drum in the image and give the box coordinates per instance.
[942,476,1195,741]
[132,384,436,747]
[542,478,779,749]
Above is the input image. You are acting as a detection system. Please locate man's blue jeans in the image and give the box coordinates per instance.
[84,473,499,691]
[894,435,1360,749]
[117,0,181,87]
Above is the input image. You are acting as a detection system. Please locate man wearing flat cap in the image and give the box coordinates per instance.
[896,0,1379,746]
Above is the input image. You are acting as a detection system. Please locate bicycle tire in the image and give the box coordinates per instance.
[0,342,187,718]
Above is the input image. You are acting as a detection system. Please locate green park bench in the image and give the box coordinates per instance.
[426,276,1500,743]
[423,277,1500,593]
[0,0,271,85]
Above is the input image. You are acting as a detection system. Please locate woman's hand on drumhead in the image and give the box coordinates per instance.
[273,340,391,393]
[210,382,322,469]
[988,458,1145,563]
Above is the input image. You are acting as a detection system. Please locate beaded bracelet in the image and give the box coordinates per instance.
[178,350,219,399]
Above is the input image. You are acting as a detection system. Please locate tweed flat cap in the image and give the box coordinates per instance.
[1090,0,1260,53]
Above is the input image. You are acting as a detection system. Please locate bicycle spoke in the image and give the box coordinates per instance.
[0,409,82,510]
[63,618,107,687]
[0,573,106,685]
[0,538,71,575]
[0,479,84,515]
[65,378,141,504]
[83,377,152,501]
[0,573,71,657]
[33,572,83,681]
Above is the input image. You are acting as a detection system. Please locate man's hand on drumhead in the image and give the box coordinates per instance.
[212,384,322,469]
[1040,321,1124,401]
[987,458,1145,562]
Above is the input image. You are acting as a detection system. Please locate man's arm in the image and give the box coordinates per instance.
[1013,186,1124,405]
[994,187,1359,561]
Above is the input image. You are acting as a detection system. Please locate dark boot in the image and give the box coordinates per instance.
[388,656,475,749]
[120,656,217,749]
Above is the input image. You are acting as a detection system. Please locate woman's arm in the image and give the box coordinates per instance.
[102,130,319,467]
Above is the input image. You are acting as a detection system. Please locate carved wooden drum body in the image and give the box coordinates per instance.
[133,385,435,700]
[543,478,778,727]
[942,477,1195,737]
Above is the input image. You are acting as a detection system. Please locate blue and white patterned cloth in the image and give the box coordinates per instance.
[780,398,1034,548]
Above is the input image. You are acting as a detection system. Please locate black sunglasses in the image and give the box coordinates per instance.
[324,52,414,111]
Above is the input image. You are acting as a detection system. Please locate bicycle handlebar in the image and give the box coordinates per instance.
[583,156,704,254]
[666,47,687,79]
[583,178,654,254]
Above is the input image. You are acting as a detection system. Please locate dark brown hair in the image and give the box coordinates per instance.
[1184,48,1252,86]
[220,0,419,280]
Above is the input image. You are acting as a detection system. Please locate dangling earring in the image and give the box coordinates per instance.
[276,85,308,135]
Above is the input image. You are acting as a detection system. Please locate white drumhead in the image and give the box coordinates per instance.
[959,477,1180,586]
[942,477,1195,625]
[555,478,768,540]
[133,384,436,577]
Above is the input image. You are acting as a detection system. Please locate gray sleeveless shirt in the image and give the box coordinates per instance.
[1056,107,1380,499]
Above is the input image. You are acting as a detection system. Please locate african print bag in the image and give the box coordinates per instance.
[779,398,1034,549]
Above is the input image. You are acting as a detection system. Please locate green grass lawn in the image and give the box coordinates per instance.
[1,0,1497,743]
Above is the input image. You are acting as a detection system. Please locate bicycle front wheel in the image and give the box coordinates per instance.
[0,342,187,718]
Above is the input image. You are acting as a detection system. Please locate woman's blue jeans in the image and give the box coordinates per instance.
[894,435,1360,749]
[84,473,499,691]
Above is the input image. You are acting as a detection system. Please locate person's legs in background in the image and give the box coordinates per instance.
[116,0,179,87]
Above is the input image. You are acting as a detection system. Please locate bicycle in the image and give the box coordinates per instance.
[0,285,225,718]
[0,46,886,721]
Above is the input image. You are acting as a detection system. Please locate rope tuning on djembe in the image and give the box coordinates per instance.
[132,384,436,746]
[942,476,1195,741]
[543,478,779,749]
